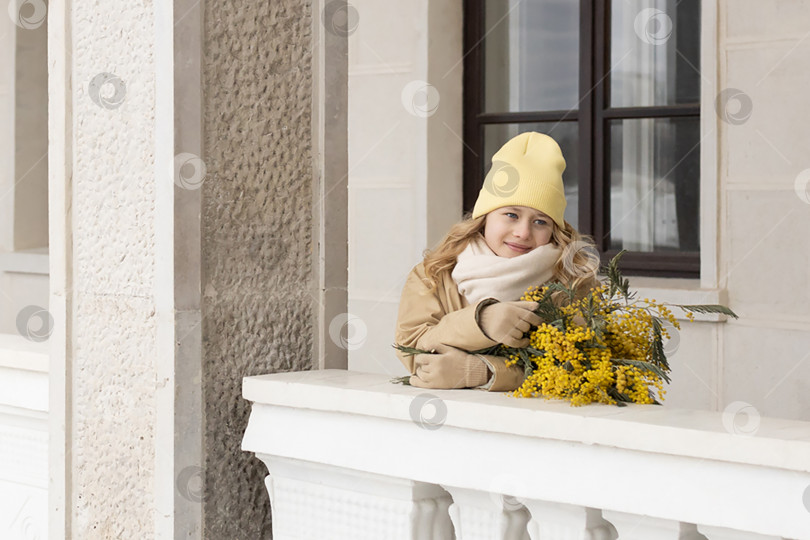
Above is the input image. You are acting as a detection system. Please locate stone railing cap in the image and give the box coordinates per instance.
[243,369,810,473]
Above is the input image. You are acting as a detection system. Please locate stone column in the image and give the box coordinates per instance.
[201,0,328,537]
[49,0,328,537]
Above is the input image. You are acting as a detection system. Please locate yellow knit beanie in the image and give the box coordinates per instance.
[472,132,567,228]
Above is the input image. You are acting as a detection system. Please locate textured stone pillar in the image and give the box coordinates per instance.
[49,0,322,537]
[201,0,318,538]
[59,0,160,536]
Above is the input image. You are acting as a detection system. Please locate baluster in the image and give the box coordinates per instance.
[602,510,705,540]
[521,499,616,540]
[260,456,453,539]
[697,524,789,540]
[442,485,530,540]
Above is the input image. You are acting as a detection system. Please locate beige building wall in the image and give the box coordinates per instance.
[717,0,810,420]
[0,1,48,254]
[347,0,464,376]
[0,2,49,337]
[14,4,48,251]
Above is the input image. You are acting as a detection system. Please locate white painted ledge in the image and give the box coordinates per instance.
[0,333,49,373]
[243,370,809,473]
[0,248,49,275]
[242,370,810,540]
[0,333,48,540]
[0,333,48,413]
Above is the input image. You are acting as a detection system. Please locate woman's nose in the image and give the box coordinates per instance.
[513,221,531,238]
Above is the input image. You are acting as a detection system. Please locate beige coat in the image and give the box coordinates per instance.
[394,262,526,392]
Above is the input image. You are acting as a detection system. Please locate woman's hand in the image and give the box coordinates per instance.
[409,343,491,389]
[477,300,541,348]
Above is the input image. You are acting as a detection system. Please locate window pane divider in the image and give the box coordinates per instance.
[603,104,700,119]
[477,111,580,124]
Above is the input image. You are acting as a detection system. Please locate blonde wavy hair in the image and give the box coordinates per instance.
[421,211,601,303]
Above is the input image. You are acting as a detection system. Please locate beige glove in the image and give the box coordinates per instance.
[477,300,542,348]
[409,343,491,389]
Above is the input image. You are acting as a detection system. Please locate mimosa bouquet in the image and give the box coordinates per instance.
[394,251,738,406]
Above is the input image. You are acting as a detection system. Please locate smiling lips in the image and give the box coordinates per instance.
[505,242,531,253]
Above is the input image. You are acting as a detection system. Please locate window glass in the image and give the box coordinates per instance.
[608,117,700,252]
[610,0,701,107]
[484,0,580,113]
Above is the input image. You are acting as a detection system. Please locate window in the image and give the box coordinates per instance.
[463,0,701,277]
[0,7,50,336]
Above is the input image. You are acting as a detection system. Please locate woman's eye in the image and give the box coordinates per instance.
[534,219,547,226]
[505,212,518,219]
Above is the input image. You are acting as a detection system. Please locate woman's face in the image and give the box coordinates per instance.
[482,206,554,258]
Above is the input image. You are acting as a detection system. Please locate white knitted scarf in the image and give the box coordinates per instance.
[451,234,560,305]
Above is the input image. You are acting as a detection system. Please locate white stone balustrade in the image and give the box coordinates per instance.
[241,370,810,540]
[0,334,48,539]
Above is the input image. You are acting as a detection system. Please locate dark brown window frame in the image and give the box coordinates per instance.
[463,0,701,278]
